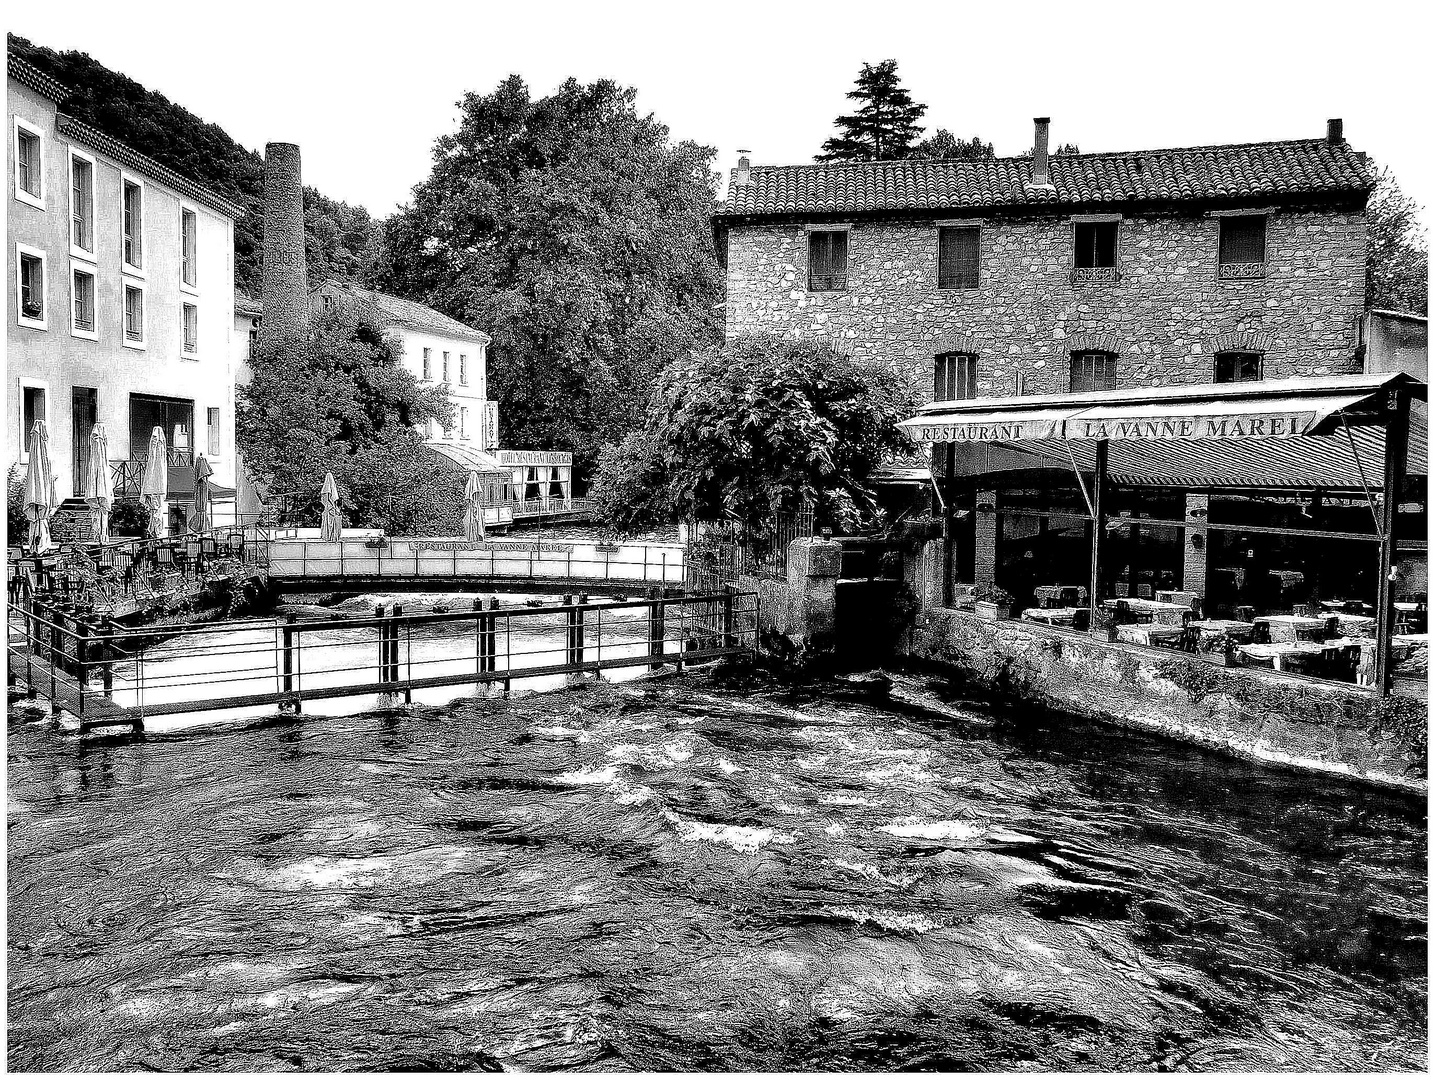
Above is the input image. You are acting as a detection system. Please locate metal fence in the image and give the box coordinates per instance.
[686,507,817,587]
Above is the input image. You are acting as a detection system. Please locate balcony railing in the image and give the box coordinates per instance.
[1219,261,1267,281]
[1070,266,1120,285]
[110,449,197,498]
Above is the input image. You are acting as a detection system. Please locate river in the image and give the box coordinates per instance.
[6,651,1426,1071]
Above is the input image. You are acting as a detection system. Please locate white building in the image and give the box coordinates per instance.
[7,53,242,531]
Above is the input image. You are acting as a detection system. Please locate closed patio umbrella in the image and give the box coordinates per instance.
[84,423,113,545]
[320,472,342,541]
[140,426,168,538]
[22,419,58,554]
[464,470,485,542]
[190,454,213,533]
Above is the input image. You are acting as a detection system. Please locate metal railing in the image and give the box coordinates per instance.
[7,590,758,725]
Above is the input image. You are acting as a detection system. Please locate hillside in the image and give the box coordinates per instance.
[9,34,376,296]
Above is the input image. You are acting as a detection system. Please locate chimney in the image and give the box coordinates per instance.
[1326,118,1344,145]
[736,151,751,186]
[259,142,309,357]
[1031,117,1051,186]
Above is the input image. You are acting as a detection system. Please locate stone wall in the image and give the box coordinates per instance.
[905,607,1424,794]
[742,537,841,660]
[724,208,1367,406]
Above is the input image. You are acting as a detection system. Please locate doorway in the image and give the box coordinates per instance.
[72,386,98,497]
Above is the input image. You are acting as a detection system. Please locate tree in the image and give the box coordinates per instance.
[1366,164,1428,315]
[370,76,722,481]
[590,336,912,534]
[909,130,995,161]
[817,60,928,162]
[235,305,458,535]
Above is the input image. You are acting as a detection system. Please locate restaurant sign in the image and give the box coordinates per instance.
[903,416,1063,443]
[497,450,573,466]
[1068,411,1315,442]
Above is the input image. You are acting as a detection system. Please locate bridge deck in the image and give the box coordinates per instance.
[7,643,140,729]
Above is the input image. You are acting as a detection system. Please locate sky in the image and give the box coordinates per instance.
[9,0,1434,233]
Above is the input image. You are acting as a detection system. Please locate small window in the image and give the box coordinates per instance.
[938,227,980,290]
[18,249,46,326]
[123,283,145,344]
[459,406,469,439]
[247,326,258,359]
[1072,221,1118,283]
[122,180,143,268]
[207,407,221,457]
[1215,351,1263,383]
[320,293,337,313]
[72,267,96,335]
[934,353,978,402]
[180,208,198,287]
[1218,215,1267,279]
[15,124,42,204]
[182,303,198,356]
[22,386,46,437]
[422,347,432,380]
[442,351,450,382]
[70,154,94,254]
[459,353,468,385]
[808,229,848,291]
[1070,351,1117,392]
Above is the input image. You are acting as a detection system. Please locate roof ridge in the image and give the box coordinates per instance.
[7,52,71,102]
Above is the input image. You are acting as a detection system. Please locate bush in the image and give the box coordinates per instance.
[7,465,26,546]
[109,499,152,539]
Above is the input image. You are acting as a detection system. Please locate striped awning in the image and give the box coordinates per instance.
[426,443,509,476]
[901,373,1426,489]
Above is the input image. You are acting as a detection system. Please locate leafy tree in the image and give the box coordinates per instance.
[9,34,375,295]
[1015,142,1081,159]
[590,336,912,534]
[909,130,995,161]
[817,60,928,162]
[369,75,722,480]
[1366,163,1428,315]
[236,305,458,534]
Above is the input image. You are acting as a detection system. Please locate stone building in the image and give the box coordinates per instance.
[714,117,1372,406]
[7,53,243,531]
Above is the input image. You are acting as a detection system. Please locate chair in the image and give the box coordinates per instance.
[1234,605,1256,624]
[1114,582,1130,598]
[1136,584,1154,600]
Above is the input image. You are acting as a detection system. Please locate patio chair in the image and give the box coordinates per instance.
[1136,584,1154,600]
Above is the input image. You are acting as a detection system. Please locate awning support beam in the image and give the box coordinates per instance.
[1374,392,1408,696]
[1339,412,1384,542]
[1088,440,1109,632]
[1063,439,1096,519]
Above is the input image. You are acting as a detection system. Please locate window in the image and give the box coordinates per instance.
[70,152,95,255]
[938,227,980,289]
[247,326,258,359]
[17,247,46,328]
[934,353,978,401]
[71,266,96,336]
[459,406,469,439]
[1215,351,1263,383]
[1218,215,1267,279]
[1072,220,1118,283]
[180,208,198,287]
[320,293,337,313]
[122,179,143,269]
[442,351,450,382]
[1070,351,1118,392]
[20,386,46,458]
[459,353,468,385]
[422,347,432,380]
[207,408,221,457]
[182,303,198,356]
[123,283,145,346]
[808,229,848,291]
[15,122,42,206]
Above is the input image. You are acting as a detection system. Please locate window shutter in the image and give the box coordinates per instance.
[1220,216,1266,264]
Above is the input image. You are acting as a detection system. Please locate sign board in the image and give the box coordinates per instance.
[497,449,573,466]
[904,416,1063,443]
[415,540,576,553]
[1068,411,1314,441]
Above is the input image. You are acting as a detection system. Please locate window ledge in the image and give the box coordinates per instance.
[1069,267,1121,286]
[122,262,146,279]
[1219,262,1267,281]
[181,353,199,361]
[14,190,43,211]
[70,325,98,341]
[180,280,199,296]
[17,315,47,331]
[122,338,146,351]
[70,244,96,264]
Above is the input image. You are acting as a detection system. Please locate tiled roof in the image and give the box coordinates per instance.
[234,292,263,317]
[56,113,245,219]
[719,138,1372,218]
[8,53,70,102]
[326,283,491,344]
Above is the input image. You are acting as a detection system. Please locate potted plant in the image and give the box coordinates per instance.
[974,585,1014,620]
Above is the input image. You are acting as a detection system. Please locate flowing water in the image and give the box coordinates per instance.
[7,647,1427,1071]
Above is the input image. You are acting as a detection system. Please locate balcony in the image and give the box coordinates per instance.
[1219,261,1267,281]
[1069,266,1120,286]
[111,448,196,499]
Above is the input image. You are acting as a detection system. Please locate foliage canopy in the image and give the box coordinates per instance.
[817,60,929,162]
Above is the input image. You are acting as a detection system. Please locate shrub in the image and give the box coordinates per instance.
[109,499,152,539]
[7,465,26,546]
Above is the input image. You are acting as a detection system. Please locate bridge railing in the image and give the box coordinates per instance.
[266,536,685,585]
[7,590,757,725]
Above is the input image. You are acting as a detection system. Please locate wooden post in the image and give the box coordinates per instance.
[473,598,485,675]
[101,618,114,696]
[1088,439,1109,633]
[575,593,587,667]
[485,596,499,676]
[393,603,409,703]
[281,613,298,711]
[647,585,665,671]
[942,443,956,607]
[722,584,736,650]
[376,603,388,684]
[1375,391,1409,696]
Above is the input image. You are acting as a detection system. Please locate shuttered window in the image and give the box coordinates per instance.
[72,268,95,333]
[1218,215,1267,278]
[1214,351,1263,383]
[934,353,978,401]
[123,181,143,268]
[124,284,144,342]
[1074,221,1117,268]
[181,208,198,286]
[16,127,41,198]
[938,227,980,289]
[808,229,848,291]
[70,156,94,253]
[1070,351,1117,392]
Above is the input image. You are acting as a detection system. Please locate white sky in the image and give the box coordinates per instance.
[9,0,1434,233]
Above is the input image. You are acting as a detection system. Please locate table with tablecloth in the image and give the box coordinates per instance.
[1254,614,1332,644]
[1022,606,1084,627]
[1188,618,1255,654]
[1102,598,1191,626]
[1237,640,1351,675]
[1115,622,1187,648]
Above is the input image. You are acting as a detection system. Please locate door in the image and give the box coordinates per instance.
[72,387,98,497]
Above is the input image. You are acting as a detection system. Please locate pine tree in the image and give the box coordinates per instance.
[817,60,928,162]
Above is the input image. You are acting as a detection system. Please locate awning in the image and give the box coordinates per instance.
[426,443,507,474]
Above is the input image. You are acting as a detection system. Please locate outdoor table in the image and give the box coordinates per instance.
[1334,613,1377,637]
[1155,590,1201,612]
[1102,598,1189,625]
[1022,606,1081,627]
[1116,622,1185,648]
[1254,614,1329,644]
[1033,585,1086,609]
[1393,633,1428,676]
[1189,619,1255,654]
[1238,640,1336,673]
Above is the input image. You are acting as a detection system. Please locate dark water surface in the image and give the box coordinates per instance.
[7,664,1427,1072]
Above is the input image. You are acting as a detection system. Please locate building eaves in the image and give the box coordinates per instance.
[7,53,71,103]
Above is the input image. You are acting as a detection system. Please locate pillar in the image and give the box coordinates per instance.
[1183,494,1209,599]
[1375,391,1409,696]
[974,489,997,589]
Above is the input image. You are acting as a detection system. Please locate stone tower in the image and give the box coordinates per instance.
[258,142,308,356]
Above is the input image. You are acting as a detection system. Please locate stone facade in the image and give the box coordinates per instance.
[722,208,1367,406]
[259,142,307,357]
